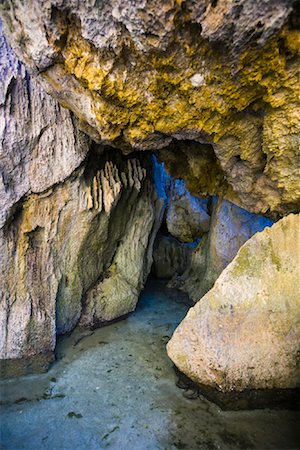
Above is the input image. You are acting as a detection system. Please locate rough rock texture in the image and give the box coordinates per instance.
[167,213,300,392]
[169,197,273,302]
[166,179,210,242]
[0,150,163,374]
[79,156,165,326]
[1,1,299,216]
[0,22,89,229]
[152,233,193,279]
[0,26,165,375]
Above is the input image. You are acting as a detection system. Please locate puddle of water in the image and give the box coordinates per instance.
[0,279,299,450]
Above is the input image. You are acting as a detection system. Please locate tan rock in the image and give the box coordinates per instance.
[1,3,299,215]
[0,151,162,375]
[167,213,300,392]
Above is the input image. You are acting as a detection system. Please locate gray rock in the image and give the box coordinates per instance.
[0,1,293,68]
[0,27,166,374]
[0,22,89,229]
[152,234,193,280]
[0,151,163,375]
[166,179,210,242]
[170,198,273,302]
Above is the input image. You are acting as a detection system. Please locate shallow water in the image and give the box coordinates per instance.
[0,279,299,450]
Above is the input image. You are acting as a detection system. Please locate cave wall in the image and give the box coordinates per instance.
[168,196,274,302]
[151,171,273,301]
[0,148,164,376]
[0,28,165,376]
[0,20,89,229]
[0,1,299,398]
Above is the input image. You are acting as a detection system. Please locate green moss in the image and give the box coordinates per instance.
[232,246,253,277]
[270,241,282,271]
[233,233,284,278]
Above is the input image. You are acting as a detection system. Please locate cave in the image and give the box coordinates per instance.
[1,145,298,449]
[0,2,299,449]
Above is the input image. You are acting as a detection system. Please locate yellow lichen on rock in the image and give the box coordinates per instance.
[36,19,297,215]
[61,24,299,145]
[61,24,299,177]
[2,1,298,215]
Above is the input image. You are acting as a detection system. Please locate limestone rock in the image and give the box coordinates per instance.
[0,22,89,229]
[170,197,273,302]
[167,213,300,392]
[152,234,193,280]
[0,2,299,216]
[166,179,210,243]
[79,162,164,326]
[0,150,162,375]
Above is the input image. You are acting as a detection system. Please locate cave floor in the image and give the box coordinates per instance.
[0,279,299,450]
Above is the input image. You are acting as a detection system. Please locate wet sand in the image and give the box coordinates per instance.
[0,279,299,450]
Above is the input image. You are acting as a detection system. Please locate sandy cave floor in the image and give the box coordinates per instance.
[0,279,299,450]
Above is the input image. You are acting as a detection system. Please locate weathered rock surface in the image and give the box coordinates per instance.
[169,197,273,302]
[167,213,300,392]
[152,233,193,280]
[0,150,162,375]
[1,2,299,216]
[0,22,89,229]
[166,179,210,243]
[0,27,166,375]
[79,157,164,326]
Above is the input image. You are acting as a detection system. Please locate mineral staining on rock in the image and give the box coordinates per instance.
[0,23,167,375]
[0,149,163,375]
[0,1,299,410]
[0,26,91,374]
[79,155,164,326]
[170,197,273,302]
[0,21,89,229]
[1,1,299,216]
[167,213,300,392]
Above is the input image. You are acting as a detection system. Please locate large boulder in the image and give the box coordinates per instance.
[170,197,273,302]
[167,214,300,395]
[1,2,299,216]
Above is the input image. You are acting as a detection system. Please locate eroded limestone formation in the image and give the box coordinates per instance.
[167,213,300,393]
[0,21,89,228]
[0,1,299,406]
[0,28,165,376]
[169,197,273,302]
[0,149,162,376]
[0,1,299,216]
